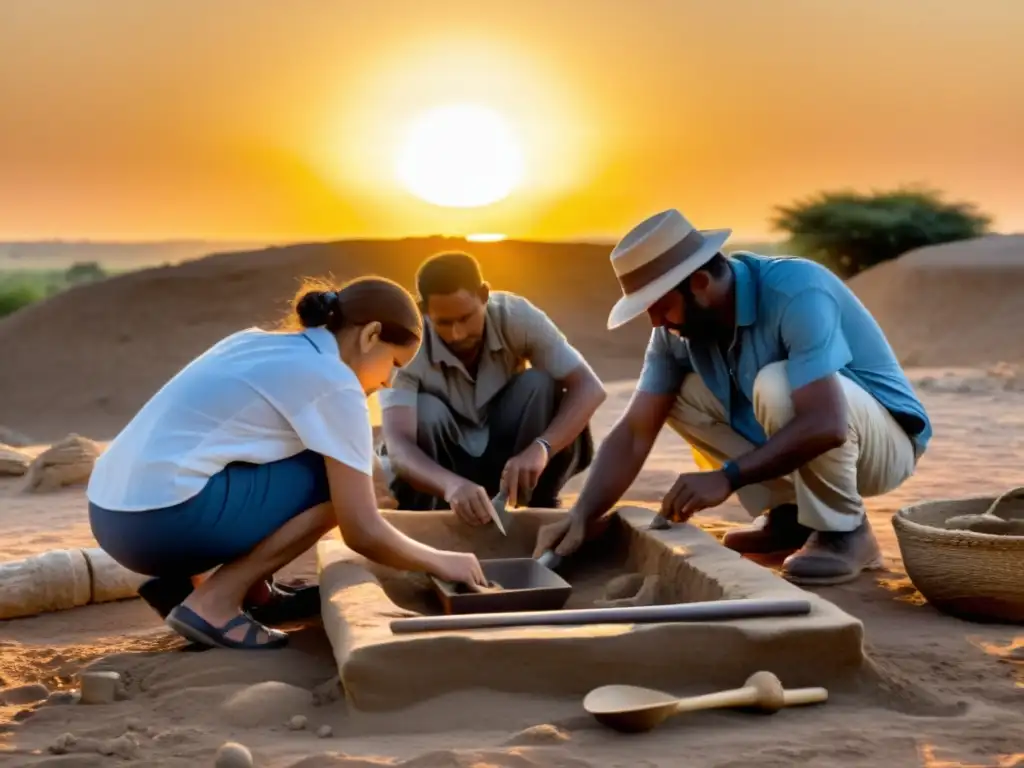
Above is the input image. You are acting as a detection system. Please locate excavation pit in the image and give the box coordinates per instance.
[316,506,866,711]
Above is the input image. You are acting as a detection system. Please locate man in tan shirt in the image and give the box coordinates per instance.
[379,251,606,525]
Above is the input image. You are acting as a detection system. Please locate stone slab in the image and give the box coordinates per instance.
[316,506,865,711]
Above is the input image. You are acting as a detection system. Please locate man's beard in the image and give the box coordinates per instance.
[669,286,724,342]
[669,305,720,341]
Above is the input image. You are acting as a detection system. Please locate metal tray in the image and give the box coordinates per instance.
[429,557,573,615]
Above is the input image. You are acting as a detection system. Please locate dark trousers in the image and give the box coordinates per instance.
[389,369,594,510]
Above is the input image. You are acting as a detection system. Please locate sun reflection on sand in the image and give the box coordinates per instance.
[876,571,929,606]
[917,742,1024,768]
[967,635,1024,688]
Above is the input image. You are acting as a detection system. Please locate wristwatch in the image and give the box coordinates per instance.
[720,459,742,492]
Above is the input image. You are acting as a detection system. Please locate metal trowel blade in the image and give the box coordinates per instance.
[489,490,510,536]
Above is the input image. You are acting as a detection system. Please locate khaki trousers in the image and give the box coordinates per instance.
[668,362,917,532]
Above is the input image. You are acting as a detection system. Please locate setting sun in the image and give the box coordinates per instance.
[395,104,525,208]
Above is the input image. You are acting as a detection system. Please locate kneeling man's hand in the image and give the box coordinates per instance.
[501,441,549,507]
[445,479,496,527]
[533,510,610,559]
[661,470,732,523]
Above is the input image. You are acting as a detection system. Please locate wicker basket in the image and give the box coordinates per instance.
[892,487,1024,624]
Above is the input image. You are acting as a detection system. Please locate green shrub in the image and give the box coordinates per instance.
[0,282,46,318]
[770,187,992,278]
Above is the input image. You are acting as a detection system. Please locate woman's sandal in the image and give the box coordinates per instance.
[165,604,288,650]
[138,577,321,625]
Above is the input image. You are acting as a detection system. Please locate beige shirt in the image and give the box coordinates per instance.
[378,291,586,456]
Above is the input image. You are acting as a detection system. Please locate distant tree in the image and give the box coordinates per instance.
[770,187,992,278]
[65,261,107,285]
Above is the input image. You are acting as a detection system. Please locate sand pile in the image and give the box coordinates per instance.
[0,444,30,476]
[0,238,649,441]
[849,234,1024,367]
[21,434,101,493]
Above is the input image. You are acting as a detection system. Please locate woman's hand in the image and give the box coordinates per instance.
[431,550,487,588]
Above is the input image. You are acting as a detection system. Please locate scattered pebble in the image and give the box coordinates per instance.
[79,671,121,705]
[45,690,80,706]
[215,741,254,768]
[125,717,143,731]
[48,732,77,755]
[316,724,333,738]
[312,675,342,706]
[48,732,139,759]
[99,734,139,759]
[0,683,50,706]
[503,723,572,746]
[288,714,308,731]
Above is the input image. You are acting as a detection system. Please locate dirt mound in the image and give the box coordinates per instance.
[8,233,1019,441]
[0,238,648,441]
[21,434,101,493]
[848,234,1024,367]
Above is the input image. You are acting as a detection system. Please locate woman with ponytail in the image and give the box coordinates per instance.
[87,276,486,650]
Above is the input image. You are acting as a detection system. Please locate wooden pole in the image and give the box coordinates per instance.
[390,597,811,634]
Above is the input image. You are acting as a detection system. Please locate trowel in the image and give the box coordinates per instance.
[490,486,563,570]
[488,489,510,535]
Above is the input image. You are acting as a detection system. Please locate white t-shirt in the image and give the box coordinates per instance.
[87,327,374,512]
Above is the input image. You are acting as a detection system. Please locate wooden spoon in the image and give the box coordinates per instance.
[583,671,828,733]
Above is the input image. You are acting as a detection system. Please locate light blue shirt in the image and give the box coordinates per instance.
[637,252,932,455]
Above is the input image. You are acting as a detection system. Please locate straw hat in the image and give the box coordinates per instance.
[606,209,731,330]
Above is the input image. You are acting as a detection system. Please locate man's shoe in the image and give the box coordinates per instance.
[782,518,884,586]
[721,504,810,555]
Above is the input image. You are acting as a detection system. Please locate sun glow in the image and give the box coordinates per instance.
[395,104,525,208]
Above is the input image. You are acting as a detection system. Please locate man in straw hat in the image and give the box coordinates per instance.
[534,209,932,585]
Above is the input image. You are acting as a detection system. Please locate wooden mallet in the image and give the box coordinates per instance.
[583,671,828,733]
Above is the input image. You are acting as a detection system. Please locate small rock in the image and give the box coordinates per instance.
[312,676,342,706]
[45,690,80,706]
[288,714,308,731]
[152,726,203,746]
[316,724,333,738]
[100,734,139,759]
[79,671,120,704]
[0,683,50,706]
[503,724,572,746]
[215,741,254,768]
[124,717,142,731]
[48,733,77,755]
[12,708,34,722]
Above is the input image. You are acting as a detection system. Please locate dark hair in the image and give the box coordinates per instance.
[286,275,423,346]
[675,252,731,294]
[415,251,485,303]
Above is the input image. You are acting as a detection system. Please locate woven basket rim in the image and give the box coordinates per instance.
[893,496,1024,544]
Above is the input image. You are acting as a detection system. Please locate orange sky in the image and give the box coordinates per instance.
[1,0,1022,242]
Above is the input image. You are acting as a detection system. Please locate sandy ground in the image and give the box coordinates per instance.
[1,372,1022,767]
